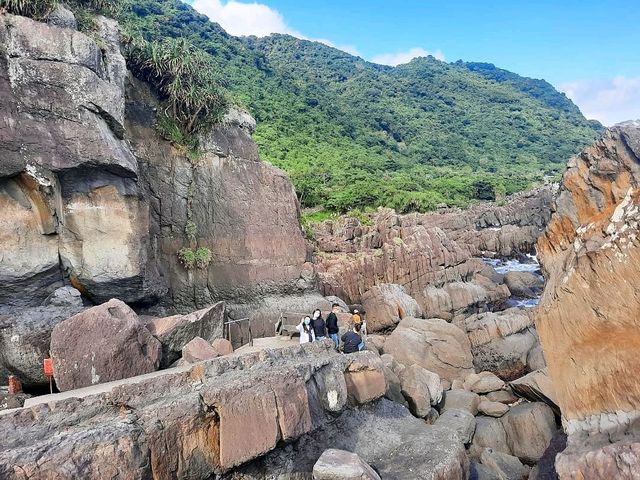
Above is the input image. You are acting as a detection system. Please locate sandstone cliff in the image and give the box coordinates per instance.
[0,13,311,312]
[536,120,640,477]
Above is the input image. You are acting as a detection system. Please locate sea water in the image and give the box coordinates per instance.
[483,255,543,308]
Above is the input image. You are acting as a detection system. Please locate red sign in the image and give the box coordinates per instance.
[43,358,54,377]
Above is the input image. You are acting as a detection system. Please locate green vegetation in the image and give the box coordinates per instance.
[177,246,212,270]
[123,35,228,140]
[110,0,600,213]
[0,0,57,18]
[5,0,602,214]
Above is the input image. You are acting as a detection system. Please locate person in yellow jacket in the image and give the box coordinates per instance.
[352,309,366,335]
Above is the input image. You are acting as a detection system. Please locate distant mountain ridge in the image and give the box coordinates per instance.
[120,0,601,212]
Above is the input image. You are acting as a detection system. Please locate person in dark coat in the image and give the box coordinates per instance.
[326,303,340,349]
[311,308,327,341]
[341,323,364,354]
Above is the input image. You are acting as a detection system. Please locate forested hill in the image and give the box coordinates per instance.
[119,0,601,213]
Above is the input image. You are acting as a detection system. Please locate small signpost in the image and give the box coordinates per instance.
[43,358,54,394]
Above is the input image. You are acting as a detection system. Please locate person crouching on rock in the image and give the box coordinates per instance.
[296,316,315,343]
[342,323,365,354]
[326,303,340,350]
[312,309,327,341]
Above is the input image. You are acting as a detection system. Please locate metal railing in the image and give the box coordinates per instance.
[224,317,253,347]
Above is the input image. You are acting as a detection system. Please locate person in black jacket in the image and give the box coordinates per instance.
[311,309,327,341]
[342,323,364,354]
[326,303,341,349]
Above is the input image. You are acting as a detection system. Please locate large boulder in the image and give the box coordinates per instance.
[503,271,543,298]
[478,448,530,480]
[464,371,505,394]
[500,402,556,464]
[477,400,509,418]
[536,122,640,475]
[509,368,558,414]
[420,280,509,321]
[181,337,219,364]
[361,283,422,332]
[50,299,162,391]
[441,389,481,416]
[399,365,432,417]
[462,309,538,380]
[435,409,476,444]
[313,449,381,480]
[344,357,387,405]
[0,302,84,387]
[381,363,407,407]
[241,399,469,480]
[383,317,474,385]
[146,302,225,367]
[469,416,512,459]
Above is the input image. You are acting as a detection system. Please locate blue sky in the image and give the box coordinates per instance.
[187,0,640,125]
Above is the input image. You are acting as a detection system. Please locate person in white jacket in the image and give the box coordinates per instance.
[296,316,315,344]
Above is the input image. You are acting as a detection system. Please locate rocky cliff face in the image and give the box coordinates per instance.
[536,121,640,477]
[0,13,310,312]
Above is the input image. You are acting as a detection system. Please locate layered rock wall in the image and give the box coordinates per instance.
[313,187,553,306]
[0,342,467,479]
[536,121,640,477]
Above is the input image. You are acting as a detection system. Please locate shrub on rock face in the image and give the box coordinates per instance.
[0,0,57,19]
[50,299,162,391]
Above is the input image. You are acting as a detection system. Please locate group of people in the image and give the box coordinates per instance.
[296,304,365,353]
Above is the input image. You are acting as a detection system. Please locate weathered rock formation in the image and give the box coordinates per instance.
[360,283,422,332]
[460,308,540,380]
[0,12,310,317]
[50,299,162,391]
[0,342,469,479]
[313,187,553,307]
[146,302,225,366]
[536,121,640,477]
[312,449,381,480]
[383,317,474,385]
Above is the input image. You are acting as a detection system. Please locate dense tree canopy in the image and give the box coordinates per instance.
[6,0,602,213]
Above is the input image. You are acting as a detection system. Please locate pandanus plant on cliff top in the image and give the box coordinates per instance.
[0,0,120,17]
[0,0,57,18]
[124,35,229,138]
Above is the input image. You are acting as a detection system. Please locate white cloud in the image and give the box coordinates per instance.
[190,0,360,56]
[371,47,445,66]
[191,0,301,37]
[557,76,640,127]
[314,38,361,57]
